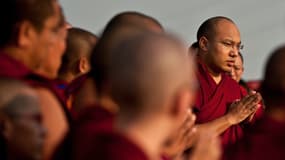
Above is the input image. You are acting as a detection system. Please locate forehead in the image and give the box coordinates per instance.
[44,1,64,28]
[213,20,241,41]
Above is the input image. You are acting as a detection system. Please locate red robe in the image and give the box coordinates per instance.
[52,105,114,160]
[223,115,285,160]
[195,61,247,147]
[0,52,73,123]
[75,130,148,160]
[71,105,115,160]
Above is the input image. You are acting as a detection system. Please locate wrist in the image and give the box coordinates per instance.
[225,114,235,125]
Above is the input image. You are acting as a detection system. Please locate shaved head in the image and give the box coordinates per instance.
[196,16,235,43]
[91,11,164,94]
[58,27,98,77]
[109,33,195,118]
[0,78,45,160]
[102,11,163,35]
[0,78,37,110]
[261,45,285,107]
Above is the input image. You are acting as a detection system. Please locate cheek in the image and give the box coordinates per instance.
[237,70,243,76]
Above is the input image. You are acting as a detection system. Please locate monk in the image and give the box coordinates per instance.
[192,16,262,148]
[0,78,46,160]
[77,32,221,160]
[0,1,71,159]
[224,45,285,160]
[58,28,98,110]
[58,27,98,84]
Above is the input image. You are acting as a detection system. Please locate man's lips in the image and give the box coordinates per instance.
[226,60,235,66]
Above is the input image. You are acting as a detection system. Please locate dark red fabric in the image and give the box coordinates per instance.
[73,130,148,160]
[0,51,73,124]
[223,115,285,160]
[71,105,115,160]
[53,105,114,160]
[54,79,69,101]
[247,80,261,91]
[195,61,247,147]
[65,74,88,97]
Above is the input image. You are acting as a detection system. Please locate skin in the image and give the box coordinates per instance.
[230,54,244,82]
[200,19,241,83]
[4,93,46,160]
[0,80,46,160]
[35,8,68,79]
[31,1,69,159]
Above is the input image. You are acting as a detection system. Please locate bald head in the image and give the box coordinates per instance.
[196,16,235,43]
[0,78,45,160]
[91,11,164,94]
[261,45,285,107]
[109,33,195,118]
[58,27,97,80]
[103,11,163,35]
[0,78,37,110]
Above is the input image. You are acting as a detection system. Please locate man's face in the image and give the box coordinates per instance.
[206,20,242,73]
[230,55,244,82]
[37,25,67,79]
[5,94,46,160]
[32,1,67,71]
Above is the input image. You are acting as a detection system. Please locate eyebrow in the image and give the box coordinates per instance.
[223,39,241,45]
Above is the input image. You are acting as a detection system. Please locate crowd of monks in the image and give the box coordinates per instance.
[0,0,285,160]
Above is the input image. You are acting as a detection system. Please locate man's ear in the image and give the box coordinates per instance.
[0,115,12,139]
[78,57,91,74]
[18,21,36,48]
[198,36,209,52]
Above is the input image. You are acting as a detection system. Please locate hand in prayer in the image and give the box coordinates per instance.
[162,109,197,159]
[188,130,221,160]
[226,92,262,125]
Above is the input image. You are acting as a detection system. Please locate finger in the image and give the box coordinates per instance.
[240,94,259,108]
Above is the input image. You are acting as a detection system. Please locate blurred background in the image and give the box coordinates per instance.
[60,0,285,80]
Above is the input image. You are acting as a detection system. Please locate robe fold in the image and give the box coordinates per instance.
[77,130,149,160]
[0,52,73,123]
[223,115,285,160]
[71,105,115,160]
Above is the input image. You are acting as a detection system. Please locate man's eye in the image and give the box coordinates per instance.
[222,42,232,46]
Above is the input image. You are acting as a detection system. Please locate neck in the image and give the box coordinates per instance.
[58,72,75,83]
[197,52,222,84]
[3,47,36,71]
[206,65,222,84]
[116,115,170,160]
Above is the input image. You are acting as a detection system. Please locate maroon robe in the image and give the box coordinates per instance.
[52,105,114,160]
[223,115,285,160]
[195,61,247,147]
[74,130,149,160]
[54,104,170,160]
[0,52,73,124]
[71,105,115,160]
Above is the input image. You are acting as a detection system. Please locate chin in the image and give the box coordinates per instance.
[222,67,231,73]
